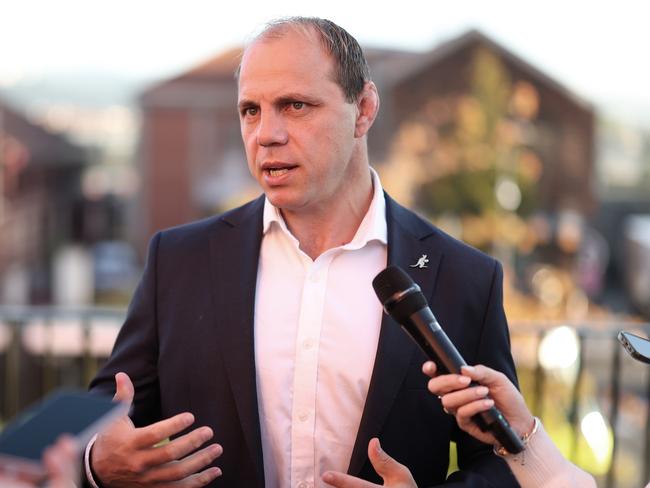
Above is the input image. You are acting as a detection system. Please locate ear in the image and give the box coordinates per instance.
[354,81,380,138]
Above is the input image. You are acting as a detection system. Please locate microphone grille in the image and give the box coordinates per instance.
[372,265,416,305]
[373,266,429,322]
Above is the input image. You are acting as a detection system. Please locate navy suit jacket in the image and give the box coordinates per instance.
[89,194,520,487]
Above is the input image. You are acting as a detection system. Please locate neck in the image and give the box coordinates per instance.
[282,169,374,261]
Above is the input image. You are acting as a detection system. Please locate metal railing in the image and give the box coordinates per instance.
[510,323,650,488]
[0,306,648,488]
[0,305,125,420]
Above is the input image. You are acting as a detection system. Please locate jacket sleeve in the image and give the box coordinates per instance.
[88,232,163,427]
[446,260,521,487]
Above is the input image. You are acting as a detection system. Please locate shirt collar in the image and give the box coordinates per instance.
[262,167,387,248]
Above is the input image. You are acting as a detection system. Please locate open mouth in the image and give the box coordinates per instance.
[268,168,291,177]
[263,164,298,178]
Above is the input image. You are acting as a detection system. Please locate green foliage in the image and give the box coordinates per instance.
[516,366,611,476]
[417,167,497,216]
[447,441,458,477]
[412,47,540,227]
[446,367,614,480]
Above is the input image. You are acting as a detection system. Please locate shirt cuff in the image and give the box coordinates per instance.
[84,434,101,488]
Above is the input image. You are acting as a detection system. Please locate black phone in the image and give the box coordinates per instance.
[618,331,650,364]
[0,389,127,480]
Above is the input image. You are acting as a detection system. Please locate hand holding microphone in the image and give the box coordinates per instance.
[422,362,536,450]
[372,266,525,455]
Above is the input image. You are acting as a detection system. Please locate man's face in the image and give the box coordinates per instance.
[237,29,363,215]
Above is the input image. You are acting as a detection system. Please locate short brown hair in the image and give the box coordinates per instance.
[239,17,371,103]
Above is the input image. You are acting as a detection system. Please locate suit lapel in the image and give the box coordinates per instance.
[348,195,443,476]
[208,196,265,487]
[206,194,444,481]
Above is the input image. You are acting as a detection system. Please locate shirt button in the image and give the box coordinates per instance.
[298,410,309,422]
[297,482,308,488]
[303,339,314,350]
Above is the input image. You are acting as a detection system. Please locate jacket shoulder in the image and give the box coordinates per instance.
[152,196,264,249]
[386,194,498,272]
[431,225,499,272]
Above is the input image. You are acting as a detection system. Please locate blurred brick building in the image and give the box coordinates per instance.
[136,30,595,253]
[0,99,87,303]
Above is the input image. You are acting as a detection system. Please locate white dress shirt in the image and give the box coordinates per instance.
[254,169,388,488]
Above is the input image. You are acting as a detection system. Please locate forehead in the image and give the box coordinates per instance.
[238,28,339,100]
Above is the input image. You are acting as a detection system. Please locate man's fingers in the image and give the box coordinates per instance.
[366,438,414,485]
[135,413,197,449]
[144,442,223,481]
[90,388,221,488]
[322,440,416,487]
[113,372,135,406]
[163,466,222,487]
[322,471,377,488]
[367,438,395,476]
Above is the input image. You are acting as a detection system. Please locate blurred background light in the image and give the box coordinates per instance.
[538,325,580,371]
[581,410,613,469]
[495,176,522,211]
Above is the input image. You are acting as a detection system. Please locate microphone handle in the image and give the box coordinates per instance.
[404,311,525,454]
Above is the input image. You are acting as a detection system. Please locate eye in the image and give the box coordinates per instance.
[244,107,258,117]
[291,102,304,110]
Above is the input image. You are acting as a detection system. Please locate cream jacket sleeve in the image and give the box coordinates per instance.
[503,421,596,488]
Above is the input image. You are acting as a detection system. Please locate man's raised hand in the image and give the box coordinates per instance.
[90,372,222,487]
[321,438,416,488]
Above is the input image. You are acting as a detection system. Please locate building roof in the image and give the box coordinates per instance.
[177,46,244,81]
[0,98,85,168]
[391,29,592,111]
[140,29,592,115]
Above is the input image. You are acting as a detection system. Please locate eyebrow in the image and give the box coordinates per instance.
[237,93,322,111]
[237,99,256,112]
[275,93,321,105]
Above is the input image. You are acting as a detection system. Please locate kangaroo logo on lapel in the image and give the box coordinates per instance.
[410,254,429,269]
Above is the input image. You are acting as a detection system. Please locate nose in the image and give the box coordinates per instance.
[256,109,288,147]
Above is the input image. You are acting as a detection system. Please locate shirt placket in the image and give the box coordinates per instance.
[290,255,331,488]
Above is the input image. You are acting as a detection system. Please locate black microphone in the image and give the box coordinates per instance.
[372,265,525,454]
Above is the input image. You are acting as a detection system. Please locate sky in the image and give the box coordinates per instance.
[1,0,649,123]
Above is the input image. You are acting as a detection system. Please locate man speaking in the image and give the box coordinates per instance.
[85,17,521,487]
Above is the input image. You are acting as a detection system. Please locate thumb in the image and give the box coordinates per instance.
[367,438,413,484]
[113,372,134,406]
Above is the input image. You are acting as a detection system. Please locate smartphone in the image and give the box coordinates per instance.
[0,389,127,481]
[618,330,650,364]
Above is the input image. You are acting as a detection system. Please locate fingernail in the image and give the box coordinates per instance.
[461,365,475,373]
[476,386,488,397]
[322,472,334,483]
[459,375,471,385]
[210,444,223,456]
[201,427,214,441]
[182,413,195,426]
[484,399,494,407]
[375,438,383,455]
